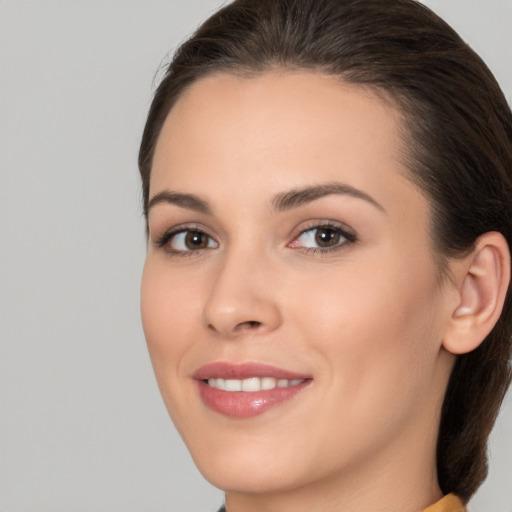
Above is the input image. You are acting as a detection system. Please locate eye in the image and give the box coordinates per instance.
[290,224,356,252]
[157,228,218,254]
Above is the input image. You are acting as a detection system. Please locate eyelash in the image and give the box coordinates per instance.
[155,225,216,257]
[291,222,357,254]
[154,222,357,257]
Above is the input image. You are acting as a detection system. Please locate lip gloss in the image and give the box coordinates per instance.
[194,362,311,418]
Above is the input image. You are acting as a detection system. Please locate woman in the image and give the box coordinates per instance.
[138,0,512,510]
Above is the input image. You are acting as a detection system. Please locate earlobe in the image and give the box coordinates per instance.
[443,232,511,355]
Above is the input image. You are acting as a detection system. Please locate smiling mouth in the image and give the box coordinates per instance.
[205,377,307,392]
[194,362,312,417]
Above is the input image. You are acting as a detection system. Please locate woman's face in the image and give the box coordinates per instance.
[141,72,456,499]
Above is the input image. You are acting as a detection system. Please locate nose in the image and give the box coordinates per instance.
[202,251,282,339]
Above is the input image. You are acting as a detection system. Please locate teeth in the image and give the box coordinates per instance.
[225,379,242,391]
[261,377,277,390]
[241,377,260,392]
[206,377,305,392]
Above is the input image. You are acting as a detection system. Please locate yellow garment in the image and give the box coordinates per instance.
[423,494,466,512]
[217,493,466,512]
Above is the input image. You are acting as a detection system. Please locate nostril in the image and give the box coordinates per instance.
[236,320,262,332]
[207,320,262,336]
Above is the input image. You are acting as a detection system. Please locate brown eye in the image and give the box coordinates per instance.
[184,231,209,249]
[314,227,342,247]
[164,229,217,252]
[292,224,354,252]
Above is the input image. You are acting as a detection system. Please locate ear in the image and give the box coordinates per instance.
[442,232,511,355]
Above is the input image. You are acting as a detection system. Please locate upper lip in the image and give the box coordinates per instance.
[193,362,311,381]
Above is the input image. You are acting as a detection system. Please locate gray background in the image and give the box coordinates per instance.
[0,1,510,511]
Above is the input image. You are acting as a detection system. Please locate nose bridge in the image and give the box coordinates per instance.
[202,243,281,338]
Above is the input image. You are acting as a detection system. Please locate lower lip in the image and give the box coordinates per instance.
[197,380,310,418]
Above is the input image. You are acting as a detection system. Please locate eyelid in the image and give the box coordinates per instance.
[291,219,356,240]
[153,223,219,253]
[151,219,356,256]
[288,220,357,251]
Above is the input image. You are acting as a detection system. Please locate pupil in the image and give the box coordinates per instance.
[185,231,207,249]
[315,228,339,247]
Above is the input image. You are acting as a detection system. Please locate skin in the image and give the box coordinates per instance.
[141,72,464,512]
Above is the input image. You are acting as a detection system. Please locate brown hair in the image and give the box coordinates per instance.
[138,0,512,501]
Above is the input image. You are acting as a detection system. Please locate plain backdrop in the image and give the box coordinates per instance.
[0,1,511,511]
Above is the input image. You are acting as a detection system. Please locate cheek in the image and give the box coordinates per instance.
[286,251,444,394]
[140,260,201,375]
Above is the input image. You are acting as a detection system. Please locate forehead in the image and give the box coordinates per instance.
[154,71,404,168]
[151,71,421,217]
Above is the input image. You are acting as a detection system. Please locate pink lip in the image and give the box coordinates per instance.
[193,362,312,418]
[193,362,310,381]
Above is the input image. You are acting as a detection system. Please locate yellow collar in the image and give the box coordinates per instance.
[423,494,466,512]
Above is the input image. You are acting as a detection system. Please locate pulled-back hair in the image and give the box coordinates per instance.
[139,0,512,501]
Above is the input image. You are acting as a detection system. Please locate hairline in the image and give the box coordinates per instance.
[145,65,456,281]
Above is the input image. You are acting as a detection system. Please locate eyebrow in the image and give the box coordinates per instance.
[147,181,385,216]
[147,191,211,215]
[272,182,385,213]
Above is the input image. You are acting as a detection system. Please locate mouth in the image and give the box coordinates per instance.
[205,376,306,392]
[193,362,312,418]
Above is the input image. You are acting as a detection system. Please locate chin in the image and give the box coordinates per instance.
[188,440,304,495]
[202,465,297,495]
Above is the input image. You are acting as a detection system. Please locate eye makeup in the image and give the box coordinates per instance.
[152,217,358,260]
[288,220,358,255]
